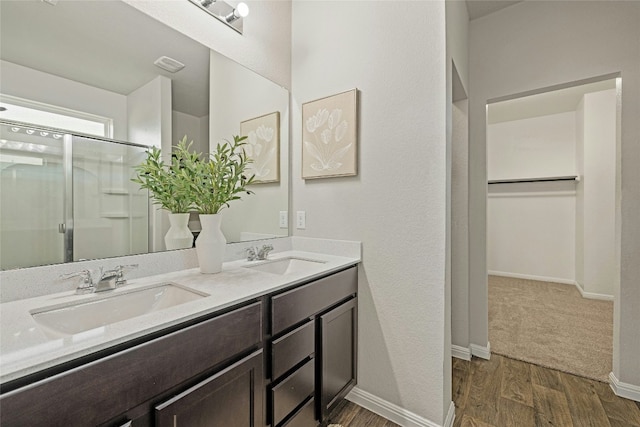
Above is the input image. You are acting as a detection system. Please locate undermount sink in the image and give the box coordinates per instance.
[244,257,326,275]
[31,283,208,337]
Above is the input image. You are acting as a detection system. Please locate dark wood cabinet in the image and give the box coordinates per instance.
[0,302,263,427]
[319,298,357,419]
[268,266,358,426]
[155,350,263,427]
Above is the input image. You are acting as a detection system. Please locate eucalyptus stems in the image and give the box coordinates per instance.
[132,137,196,213]
[132,135,255,214]
[189,135,255,214]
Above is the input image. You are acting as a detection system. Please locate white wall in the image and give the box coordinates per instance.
[488,182,576,283]
[292,1,449,424]
[447,0,470,417]
[127,75,173,251]
[487,112,576,180]
[0,60,128,140]
[209,51,289,243]
[172,110,209,155]
[577,89,617,297]
[487,112,576,283]
[469,1,640,388]
[575,98,585,287]
[451,99,469,349]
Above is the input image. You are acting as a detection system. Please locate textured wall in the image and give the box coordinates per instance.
[291,1,448,423]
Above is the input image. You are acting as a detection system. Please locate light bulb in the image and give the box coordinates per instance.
[225,2,249,22]
[236,2,249,17]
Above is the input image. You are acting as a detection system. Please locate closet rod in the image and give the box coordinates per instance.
[488,175,579,184]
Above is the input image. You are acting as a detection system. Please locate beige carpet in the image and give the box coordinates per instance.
[489,275,613,382]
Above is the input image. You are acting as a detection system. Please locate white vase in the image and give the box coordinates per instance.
[165,213,194,250]
[196,214,227,274]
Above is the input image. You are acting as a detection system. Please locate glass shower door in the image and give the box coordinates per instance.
[0,123,66,269]
[71,135,148,262]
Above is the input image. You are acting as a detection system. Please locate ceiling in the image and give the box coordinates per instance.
[488,79,617,124]
[0,0,210,117]
[466,0,523,20]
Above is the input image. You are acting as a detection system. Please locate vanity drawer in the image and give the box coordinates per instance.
[272,320,315,380]
[282,397,316,427]
[0,302,262,427]
[271,359,315,426]
[271,266,357,334]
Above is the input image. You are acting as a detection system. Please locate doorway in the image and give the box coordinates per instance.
[484,77,619,381]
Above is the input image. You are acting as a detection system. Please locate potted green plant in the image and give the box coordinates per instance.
[184,135,255,273]
[132,137,199,250]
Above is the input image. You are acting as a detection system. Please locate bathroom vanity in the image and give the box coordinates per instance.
[0,251,359,427]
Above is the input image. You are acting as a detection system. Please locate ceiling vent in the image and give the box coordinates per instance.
[153,56,185,73]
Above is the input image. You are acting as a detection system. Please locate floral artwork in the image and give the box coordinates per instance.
[240,111,280,183]
[302,89,358,179]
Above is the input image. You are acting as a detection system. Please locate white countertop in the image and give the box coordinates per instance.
[0,250,360,385]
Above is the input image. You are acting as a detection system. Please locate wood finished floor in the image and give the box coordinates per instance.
[329,355,640,427]
[453,355,640,427]
[329,399,400,427]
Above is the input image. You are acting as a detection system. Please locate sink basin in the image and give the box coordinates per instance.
[31,283,208,336]
[244,257,326,275]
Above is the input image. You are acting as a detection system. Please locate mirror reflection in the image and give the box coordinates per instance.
[0,0,289,270]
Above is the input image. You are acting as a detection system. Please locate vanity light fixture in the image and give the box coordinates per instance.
[188,0,249,34]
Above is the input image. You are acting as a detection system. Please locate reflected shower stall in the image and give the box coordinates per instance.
[0,121,149,270]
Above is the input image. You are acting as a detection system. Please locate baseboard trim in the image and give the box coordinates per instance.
[470,342,491,360]
[444,401,455,427]
[451,345,471,361]
[575,281,614,301]
[346,387,447,427]
[609,372,640,402]
[490,271,614,301]
[489,270,575,285]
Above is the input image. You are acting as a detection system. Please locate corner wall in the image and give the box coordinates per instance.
[292,1,449,424]
[469,0,640,389]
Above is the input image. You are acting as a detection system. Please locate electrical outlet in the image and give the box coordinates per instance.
[279,211,288,228]
[296,211,306,229]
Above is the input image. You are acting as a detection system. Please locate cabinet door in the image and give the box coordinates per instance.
[155,350,264,427]
[319,298,357,419]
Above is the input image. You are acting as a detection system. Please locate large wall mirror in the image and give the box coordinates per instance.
[0,0,289,270]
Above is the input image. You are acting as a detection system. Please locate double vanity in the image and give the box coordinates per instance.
[0,246,360,427]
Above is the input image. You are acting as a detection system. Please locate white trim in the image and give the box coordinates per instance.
[609,372,640,402]
[346,387,446,427]
[489,270,576,285]
[444,402,455,427]
[470,342,491,360]
[451,345,471,361]
[574,281,614,301]
[489,271,615,301]
[488,191,577,198]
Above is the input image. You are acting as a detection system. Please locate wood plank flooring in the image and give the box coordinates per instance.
[453,355,640,427]
[329,399,399,427]
[328,355,640,426]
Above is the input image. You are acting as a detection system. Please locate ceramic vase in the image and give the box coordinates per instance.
[165,213,194,250]
[196,214,226,274]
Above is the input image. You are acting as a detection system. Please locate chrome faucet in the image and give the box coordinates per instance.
[245,244,274,261]
[59,264,139,294]
[257,244,273,260]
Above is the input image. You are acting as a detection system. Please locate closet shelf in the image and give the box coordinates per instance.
[488,175,579,184]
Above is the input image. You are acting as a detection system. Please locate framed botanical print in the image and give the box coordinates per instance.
[240,111,280,183]
[302,88,358,179]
